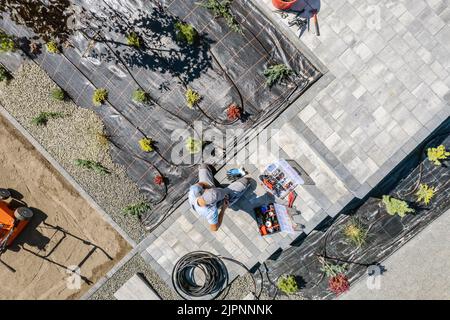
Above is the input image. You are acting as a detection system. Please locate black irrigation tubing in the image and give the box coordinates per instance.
[79,28,203,151]
[107,137,168,206]
[77,30,199,169]
[20,39,170,205]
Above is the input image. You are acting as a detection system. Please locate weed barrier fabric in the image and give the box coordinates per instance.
[0,0,320,230]
[259,133,450,300]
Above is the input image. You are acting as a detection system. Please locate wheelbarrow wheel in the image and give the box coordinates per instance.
[14,207,33,221]
[0,188,11,200]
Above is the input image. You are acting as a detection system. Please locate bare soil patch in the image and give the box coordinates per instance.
[0,114,131,299]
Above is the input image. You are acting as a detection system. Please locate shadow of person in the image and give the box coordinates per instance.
[225,178,276,223]
[8,207,50,253]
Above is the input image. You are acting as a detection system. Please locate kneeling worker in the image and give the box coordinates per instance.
[188,164,249,231]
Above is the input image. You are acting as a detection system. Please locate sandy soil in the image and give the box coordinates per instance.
[0,114,131,299]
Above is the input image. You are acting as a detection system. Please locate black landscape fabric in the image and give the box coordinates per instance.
[0,0,321,229]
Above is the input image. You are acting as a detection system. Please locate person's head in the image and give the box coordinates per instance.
[197,189,220,207]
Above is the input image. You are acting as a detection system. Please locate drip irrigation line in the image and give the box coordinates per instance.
[107,138,168,205]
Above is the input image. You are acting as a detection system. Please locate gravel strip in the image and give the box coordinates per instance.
[90,253,179,300]
[90,252,256,300]
[0,63,147,242]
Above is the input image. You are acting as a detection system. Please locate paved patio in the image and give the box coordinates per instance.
[138,0,450,293]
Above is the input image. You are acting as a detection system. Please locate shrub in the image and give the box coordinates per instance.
[0,65,10,82]
[264,64,294,87]
[226,103,241,121]
[139,137,154,152]
[74,159,110,175]
[92,88,108,106]
[31,112,64,126]
[382,195,414,217]
[175,22,199,45]
[328,274,350,295]
[427,145,450,166]
[127,32,141,48]
[46,41,60,54]
[132,89,148,104]
[276,275,298,295]
[0,31,15,52]
[154,175,164,185]
[51,88,65,101]
[96,131,110,147]
[123,201,151,217]
[185,137,202,154]
[343,218,368,247]
[416,184,435,205]
[197,0,242,34]
[185,88,201,108]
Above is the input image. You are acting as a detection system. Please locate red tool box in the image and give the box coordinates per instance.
[254,203,296,236]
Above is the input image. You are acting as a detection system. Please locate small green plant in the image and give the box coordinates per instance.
[92,88,108,106]
[123,201,151,217]
[185,137,202,154]
[132,89,148,104]
[139,137,154,152]
[320,258,347,278]
[276,275,298,295]
[175,22,199,45]
[427,145,450,166]
[0,65,10,82]
[264,64,294,87]
[51,88,65,101]
[127,32,141,48]
[382,195,414,217]
[74,159,110,175]
[185,88,201,108]
[31,112,64,126]
[46,40,60,54]
[0,31,15,52]
[197,0,243,34]
[416,184,435,205]
[343,218,368,248]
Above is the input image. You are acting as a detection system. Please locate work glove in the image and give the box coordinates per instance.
[226,168,247,181]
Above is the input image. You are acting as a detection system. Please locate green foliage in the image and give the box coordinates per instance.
[127,32,141,48]
[0,31,15,52]
[343,218,368,248]
[319,258,347,278]
[51,88,65,101]
[197,0,243,34]
[382,195,414,217]
[74,159,110,175]
[132,89,148,104]
[427,145,450,166]
[185,137,202,154]
[416,184,435,205]
[185,88,201,108]
[92,88,108,106]
[31,112,64,126]
[46,41,60,54]
[0,65,10,82]
[264,64,294,87]
[123,201,151,217]
[139,137,154,152]
[175,22,199,45]
[276,275,298,295]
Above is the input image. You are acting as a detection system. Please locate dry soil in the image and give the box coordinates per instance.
[0,114,131,299]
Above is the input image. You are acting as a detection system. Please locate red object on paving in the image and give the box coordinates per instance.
[272,0,297,10]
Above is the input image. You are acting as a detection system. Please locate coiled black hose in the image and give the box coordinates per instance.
[172,251,229,300]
